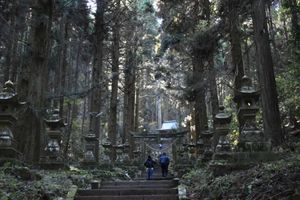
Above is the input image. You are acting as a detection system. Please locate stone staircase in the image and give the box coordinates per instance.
[75,179,179,200]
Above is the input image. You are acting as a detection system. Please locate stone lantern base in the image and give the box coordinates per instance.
[0,146,21,158]
[80,160,98,169]
[39,155,69,170]
[40,161,69,170]
[209,151,282,176]
[0,146,22,166]
[238,127,271,152]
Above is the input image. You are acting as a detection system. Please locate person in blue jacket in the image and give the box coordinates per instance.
[159,152,170,177]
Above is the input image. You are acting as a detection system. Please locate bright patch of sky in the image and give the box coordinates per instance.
[87,0,96,15]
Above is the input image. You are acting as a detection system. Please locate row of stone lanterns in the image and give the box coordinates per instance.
[174,76,264,167]
[100,137,131,166]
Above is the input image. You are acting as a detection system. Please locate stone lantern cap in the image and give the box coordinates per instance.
[44,109,66,129]
[113,143,124,149]
[188,143,196,148]
[196,138,204,145]
[133,149,141,154]
[0,80,19,105]
[102,137,112,148]
[0,126,13,139]
[123,139,130,148]
[234,76,260,102]
[215,106,232,124]
[201,130,213,138]
[85,130,98,142]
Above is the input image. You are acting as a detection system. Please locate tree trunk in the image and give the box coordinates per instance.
[3,0,18,84]
[192,51,208,143]
[252,0,283,145]
[123,41,137,158]
[134,88,139,131]
[228,0,244,90]
[17,0,53,162]
[108,0,120,161]
[59,15,69,118]
[89,0,106,163]
[208,54,219,117]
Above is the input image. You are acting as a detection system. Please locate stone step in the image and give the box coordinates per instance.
[75,179,179,200]
[138,175,175,180]
[75,194,179,200]
[77,188,178,196]
[101,180,177,187]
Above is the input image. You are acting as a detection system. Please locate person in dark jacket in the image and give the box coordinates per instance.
[144,155,156,180]
[159,152,170,177]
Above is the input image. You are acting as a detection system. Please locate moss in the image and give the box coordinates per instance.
[181,153,300,200]
[0,163,129,200]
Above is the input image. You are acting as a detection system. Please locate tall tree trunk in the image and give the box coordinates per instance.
[3,0,18,83]
[192,51,208,143]
[228,0,244,90]
[59,15,69,117]
[89,0,105,163]
[108,0,120,161]
[123,41,137,159]
[64,37,82,159]
[252,0,283,146]
[208,54,219,117]
[17,0,53,162]
[134,88,139,131]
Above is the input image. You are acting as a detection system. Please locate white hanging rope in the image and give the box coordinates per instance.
[143,138,179,152]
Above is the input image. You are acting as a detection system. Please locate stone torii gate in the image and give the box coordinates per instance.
[131,120,188,166]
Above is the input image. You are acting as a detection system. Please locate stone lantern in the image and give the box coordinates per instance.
[123,139,130,153]
[214,106,232,152]
[201,129,214,161]
[123,139,130,163]
[81,130,98,167]
[195,138,204,155]
[188,143,196,154]
[233,76,265,151]
[44,109,65,161]
[102,137,112,158]
[114,141,125,164]
[133,148,141,161]
[0,81,22,159]
[234,76,260,129]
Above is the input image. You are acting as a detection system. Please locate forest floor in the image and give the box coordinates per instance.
[1,152,299,200]
[0,163,131,200]
[181,152,300,200]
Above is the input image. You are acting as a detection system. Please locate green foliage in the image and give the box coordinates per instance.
[223,95,239,146]
[0,163,128,200]
[182,154,300,199]
[276,58,300,118]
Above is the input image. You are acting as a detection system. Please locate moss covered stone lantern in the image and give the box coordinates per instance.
[214,106,232,152]
[44,109,65,160]
[233,76,265,151]
[0,81,23,159]
[234,76,260,130]
[81,130,98,168]
[201,129,214,161]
